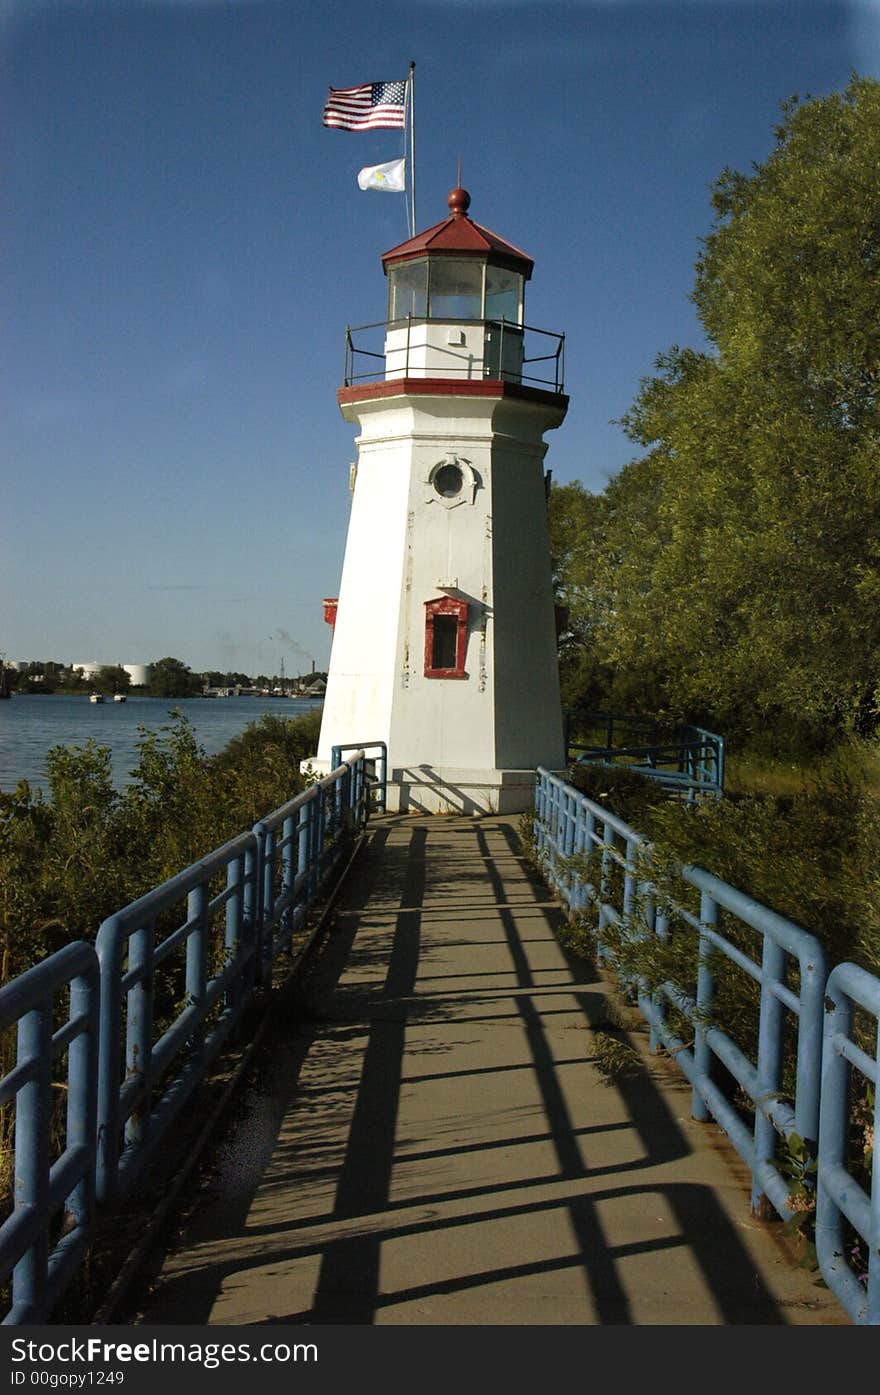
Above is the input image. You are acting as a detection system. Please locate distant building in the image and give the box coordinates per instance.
[72,662,102,681]
[73,661,151,686]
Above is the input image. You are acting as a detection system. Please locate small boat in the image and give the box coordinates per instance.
[89,693,104,704]
[113,693,126,703]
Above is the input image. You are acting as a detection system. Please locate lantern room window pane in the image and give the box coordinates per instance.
[388,260,428,320]
[428,260,483,319]
[485,266,523,324]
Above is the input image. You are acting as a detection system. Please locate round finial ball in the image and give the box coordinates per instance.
[447,186,471,217]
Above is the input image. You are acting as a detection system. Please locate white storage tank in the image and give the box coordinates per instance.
[123,664,151,687]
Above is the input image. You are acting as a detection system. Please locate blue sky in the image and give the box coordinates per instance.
[3,0,878,676]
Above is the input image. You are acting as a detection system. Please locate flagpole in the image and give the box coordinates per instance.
[408,60,416,236]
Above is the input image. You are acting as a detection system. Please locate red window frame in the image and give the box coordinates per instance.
[424,597,468,679]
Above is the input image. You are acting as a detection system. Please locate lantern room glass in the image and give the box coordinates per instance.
[387,258,525,324]
[485,265,523,324]
[389,260,428,320]
[427,260,483,319]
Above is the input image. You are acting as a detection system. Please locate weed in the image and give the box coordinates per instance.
[590,1030,644,1085]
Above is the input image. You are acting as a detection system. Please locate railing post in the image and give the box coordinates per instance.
[649,903,668,1053]
[795,944,826,1149]
[246,825,265,988]
[572,799,586,913]
[345,758,356,827]
[12,1001,51,1321]
[816,978,857,1312]
[544,775,557,874]
[260,825,276,980]
[125,923,154,1152]
[534,771,545,858]
[281,810,296,944]
[185,883,209,1077]
[752,936,786,1215]
[622,835,637,928]
[597,820,616,956]
[333,764,345,837]
[309,787,323,897]
[692,891,716,1122]
[355,757,366,827]
[582,806,595,917]
[563,788,574,858]
[66,966,99,1245]
[96,921,122,1203]
[225,851,244,1021]
[297,797,311,916]
[377,744,388,813]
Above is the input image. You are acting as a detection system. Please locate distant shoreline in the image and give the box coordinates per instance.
[6,690,322,700]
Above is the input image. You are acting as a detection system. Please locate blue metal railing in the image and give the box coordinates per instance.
[255,740,386,977]
[534,765,877,1323]
[816,962,880,1325]
[565,710,725,799]
[95,830,259,1202]
[331,741,388,815]
[535,766,826,1214]
[0,748,379,1322]
[0,942,100,1324]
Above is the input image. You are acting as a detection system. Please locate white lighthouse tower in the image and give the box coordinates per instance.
[314,186,568,813]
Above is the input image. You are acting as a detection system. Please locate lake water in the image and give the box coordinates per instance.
[0,694,323,794]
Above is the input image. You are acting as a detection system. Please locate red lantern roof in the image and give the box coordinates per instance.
[381,187,534,280]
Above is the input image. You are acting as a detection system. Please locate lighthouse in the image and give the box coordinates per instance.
[313,187,569,813]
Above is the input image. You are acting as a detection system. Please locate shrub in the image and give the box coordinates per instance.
[0,708,325,977]
[640,774,880,975]
[567,761,669,827]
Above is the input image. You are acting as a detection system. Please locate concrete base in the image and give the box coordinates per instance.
[301,758,539,815]
[387,765,538,815]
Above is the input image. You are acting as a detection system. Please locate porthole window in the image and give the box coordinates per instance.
[433,463,464,498]
[426,456,478,509]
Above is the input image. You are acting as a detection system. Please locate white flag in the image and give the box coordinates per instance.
[357,157,406,192]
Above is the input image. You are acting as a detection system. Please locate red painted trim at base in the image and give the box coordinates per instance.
[337,378,568,411]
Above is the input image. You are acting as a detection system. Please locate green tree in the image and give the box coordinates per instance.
[93,665,131,696]
[148,656,202,698]
[556,77,880,749]
[21,661,66,694]
[65,666,88,691]
[548,481,613,711]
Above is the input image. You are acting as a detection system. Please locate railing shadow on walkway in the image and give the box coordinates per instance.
[131,817,820,1327]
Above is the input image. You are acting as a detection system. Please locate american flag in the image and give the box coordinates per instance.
[322,79,407,131]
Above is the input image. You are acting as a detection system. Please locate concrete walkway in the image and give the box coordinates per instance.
[134,815,847,1326]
